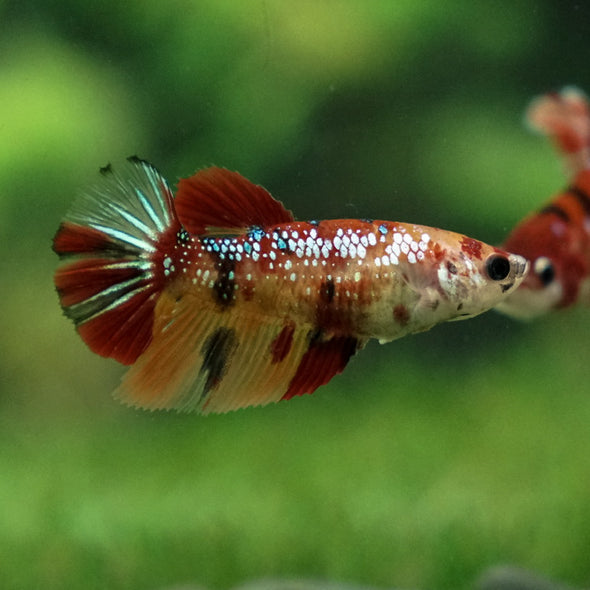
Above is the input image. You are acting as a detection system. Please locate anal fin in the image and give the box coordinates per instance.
[115,290,366,414]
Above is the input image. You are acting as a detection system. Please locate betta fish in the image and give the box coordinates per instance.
[498,87,590,318]
[53,158,527,414]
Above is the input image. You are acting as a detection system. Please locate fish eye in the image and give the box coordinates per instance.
[485,255,511,281]
[533,256,555,286]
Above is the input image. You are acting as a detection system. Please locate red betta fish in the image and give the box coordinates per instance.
[498,87,590,318]
[53,158,527,413]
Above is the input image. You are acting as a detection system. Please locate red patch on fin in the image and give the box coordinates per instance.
[174,167,295,235]
[270,323,295,364]
[460,236,483,260]
[53,222,128,256]
[54,252,162,365]
[282,334,361,400]
[77,290,157,365]
[53,222,176,366]
[55,258,145,307]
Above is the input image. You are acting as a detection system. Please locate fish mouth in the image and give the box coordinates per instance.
[509,253,529,280]
[499,254,528,294]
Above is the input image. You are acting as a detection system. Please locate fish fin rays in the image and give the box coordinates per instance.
[115,293,365,414]
[174,167,295,235]
[53,158,180,364]
[54,159,370,413]
[54,253,160,364]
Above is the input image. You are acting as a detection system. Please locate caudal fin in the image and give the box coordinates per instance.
[53,157,180,365]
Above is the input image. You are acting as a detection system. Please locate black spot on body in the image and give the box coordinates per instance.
[200,327,238,394]
[321,279,336,304]
[202,236,237,307]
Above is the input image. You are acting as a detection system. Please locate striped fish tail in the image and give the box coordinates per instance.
[53,156,180,365]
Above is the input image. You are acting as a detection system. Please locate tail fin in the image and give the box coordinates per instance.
[53,156,180,365]
[526,87,590,175]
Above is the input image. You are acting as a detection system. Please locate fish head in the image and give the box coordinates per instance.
[495,212,585,318]
[411,231,529,326]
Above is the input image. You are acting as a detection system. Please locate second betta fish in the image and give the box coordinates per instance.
[53,159,527,413]
[498,87,590,318]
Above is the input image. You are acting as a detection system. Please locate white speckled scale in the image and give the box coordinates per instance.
[162,218,526,345]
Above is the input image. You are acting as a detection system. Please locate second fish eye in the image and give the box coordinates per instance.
[533,256,555,286]
[485,255,511,281]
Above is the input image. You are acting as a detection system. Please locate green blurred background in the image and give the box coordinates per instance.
[2,2,590,589]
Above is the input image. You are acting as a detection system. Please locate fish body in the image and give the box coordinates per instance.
[498,87,590,318]
[54,158,527,413]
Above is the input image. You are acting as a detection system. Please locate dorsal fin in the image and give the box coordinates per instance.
[174,167,295,235]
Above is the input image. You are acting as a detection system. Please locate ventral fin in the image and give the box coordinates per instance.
[281,334,363,400]
[174,167,295,235]
[115,290,365,414]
